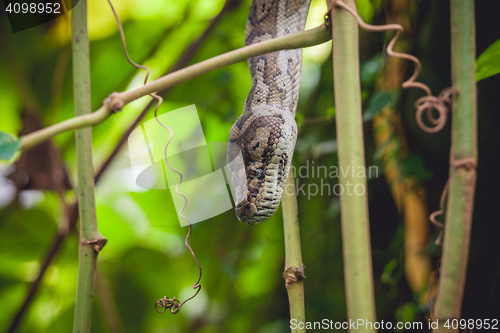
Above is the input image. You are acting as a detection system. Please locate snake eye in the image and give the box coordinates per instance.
[255,168,265,179]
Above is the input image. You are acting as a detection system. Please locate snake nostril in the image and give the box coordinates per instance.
[255,168,265,179]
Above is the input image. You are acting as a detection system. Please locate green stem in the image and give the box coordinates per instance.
[19,25,330,151]
[72,1,107,332]
[434,0,477,330]
[331,1,376,330]
[282,171,305,332]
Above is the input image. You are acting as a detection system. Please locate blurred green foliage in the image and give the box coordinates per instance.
[1,0,499,332]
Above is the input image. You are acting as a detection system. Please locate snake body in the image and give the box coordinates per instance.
[228,0,311,225]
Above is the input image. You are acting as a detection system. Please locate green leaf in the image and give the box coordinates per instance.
[476,38,500,82]
[363,91,398,122]
[0,131,21,162]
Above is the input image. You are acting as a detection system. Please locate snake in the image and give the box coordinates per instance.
[227,0,311,225]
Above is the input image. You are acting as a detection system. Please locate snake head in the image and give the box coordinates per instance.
[227,110,296,225]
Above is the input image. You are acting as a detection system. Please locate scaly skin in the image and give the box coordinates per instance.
[228,0,311,225]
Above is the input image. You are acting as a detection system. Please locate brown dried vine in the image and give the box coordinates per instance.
[106,0,202,314]
[152,102,202,314]
[332,0,457,133]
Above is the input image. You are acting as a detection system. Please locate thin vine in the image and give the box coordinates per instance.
[106,0,202,314]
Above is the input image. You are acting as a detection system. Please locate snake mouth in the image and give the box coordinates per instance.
[235,202,278,225]
[235,182,280,225]
[235,201,258,225]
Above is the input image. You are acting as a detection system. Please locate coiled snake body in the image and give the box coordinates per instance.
[228,0,311,225]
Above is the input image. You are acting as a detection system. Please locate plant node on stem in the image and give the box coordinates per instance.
[103,92,124,112]
[283,265,305,288]
[83,238,108,253]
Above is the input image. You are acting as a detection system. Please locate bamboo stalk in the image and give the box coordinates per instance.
[72,1,107,332]
[282,171,305,332]
[330,1,376,330]
[433,0,477,330]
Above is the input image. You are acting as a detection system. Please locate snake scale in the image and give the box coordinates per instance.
[228,0,311,225]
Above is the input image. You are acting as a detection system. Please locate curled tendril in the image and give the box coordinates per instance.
[415,87,459,133]
[332,0,457,133]
[155,296,181,314]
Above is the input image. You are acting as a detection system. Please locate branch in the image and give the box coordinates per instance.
[71,1,107,332]
[21,106,111,150]
[19,25,331,151]
[114,25,330,104]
